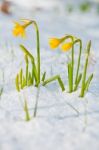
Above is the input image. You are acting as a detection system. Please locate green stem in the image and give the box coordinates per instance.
[74,39,82,84]
[71,44,74,91]
[34,86,40,117]
[22,20,41,84]
[31,65,34,85]
[31,60,38,86]
[24,99,31,121]
[68,63,73,92]
[62,35,74,92]
[74,39,82,91]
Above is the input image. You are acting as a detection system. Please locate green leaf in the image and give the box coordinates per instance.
[85,74,93,92]
[57,76,65,91]
[28,72,33,86]
[20,44,34,61]
[68,63,73,92]
[43,75,65,91]
[22,76,26,88]
[31,60,38,86]
[74,73,82,91]
[42,72,46,82]
[20,44,39,86]
[80,41,91,97]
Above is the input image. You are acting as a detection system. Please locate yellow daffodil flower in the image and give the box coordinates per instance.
[61,42,73,52]
[13,22,26,37]
[13,20,32,38]
[49,37,65,49]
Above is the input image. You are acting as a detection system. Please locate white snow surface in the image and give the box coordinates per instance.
[0,2,99,150]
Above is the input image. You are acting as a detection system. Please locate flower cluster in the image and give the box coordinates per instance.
[49,35,93,97]
[49,37,73,52]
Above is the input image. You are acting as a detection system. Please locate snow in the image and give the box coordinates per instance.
[0,1,99,150]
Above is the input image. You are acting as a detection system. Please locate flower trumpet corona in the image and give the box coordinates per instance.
[49,37,65,49]
[61,42,73,52]
[13,22,26,37]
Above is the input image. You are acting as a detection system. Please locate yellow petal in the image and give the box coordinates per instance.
[12,21,26,38]
[61,42,73,52]
[49,38,62,49]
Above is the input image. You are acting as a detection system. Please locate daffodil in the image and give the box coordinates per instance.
[61,42,73,52]
[13,21,31,38]
[49,37,65,49]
